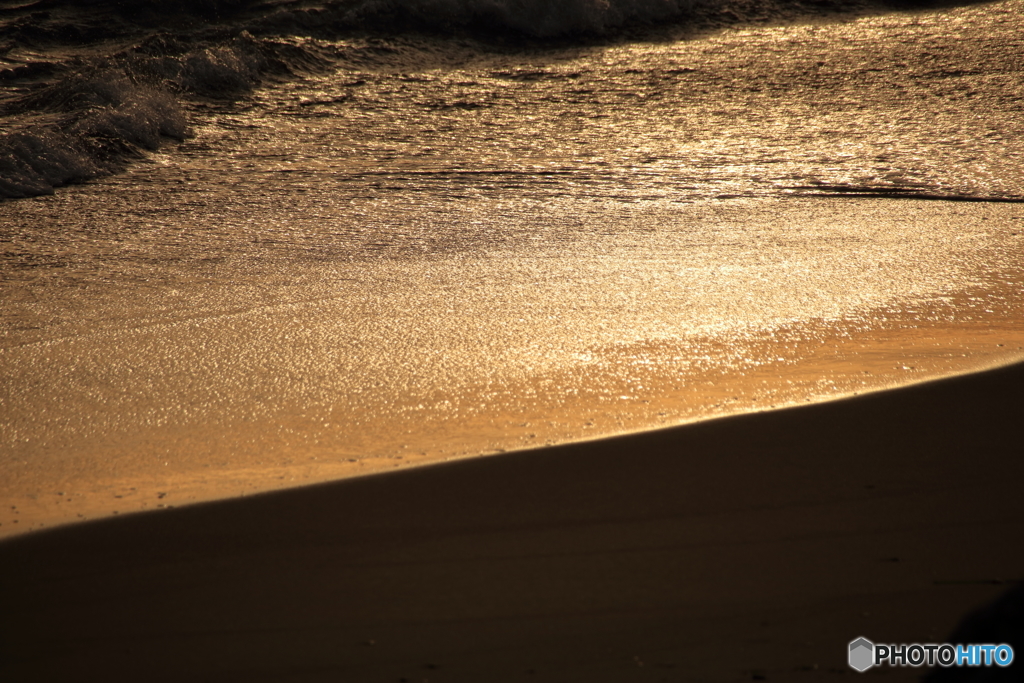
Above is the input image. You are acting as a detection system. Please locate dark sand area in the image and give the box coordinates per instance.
[2,359,1023,681]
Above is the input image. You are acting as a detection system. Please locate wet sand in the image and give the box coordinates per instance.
[2,356,1023,681]
[2,196,1023,537]
[3,286,1024,538]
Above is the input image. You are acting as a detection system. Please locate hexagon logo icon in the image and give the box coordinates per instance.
[849,637,875,672]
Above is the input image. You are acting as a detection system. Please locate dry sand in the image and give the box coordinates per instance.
[1,358,1022,682]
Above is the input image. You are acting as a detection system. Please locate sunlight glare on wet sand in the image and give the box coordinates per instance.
[2,1,1024,535]
[3,196,1023,535]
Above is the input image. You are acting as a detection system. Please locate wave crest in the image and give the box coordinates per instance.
[0,29,336,199]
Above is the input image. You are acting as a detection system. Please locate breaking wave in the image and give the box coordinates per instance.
[1,22,338,198]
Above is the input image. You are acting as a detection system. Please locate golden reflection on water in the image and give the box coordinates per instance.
[2,1,1024,535]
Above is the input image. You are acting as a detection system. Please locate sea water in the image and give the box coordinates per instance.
[2,0,1024,532]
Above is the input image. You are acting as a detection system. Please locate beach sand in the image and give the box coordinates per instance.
[3,196,1024,538]
[2,357,1022,682]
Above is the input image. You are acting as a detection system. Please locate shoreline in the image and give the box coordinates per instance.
[4,0,1024,541]
[4,261,1023,539]
[2,356,1022,681]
